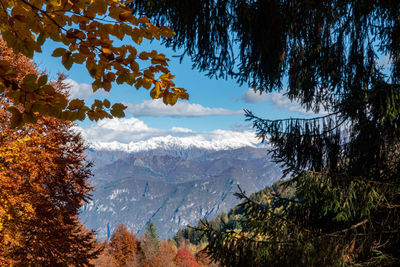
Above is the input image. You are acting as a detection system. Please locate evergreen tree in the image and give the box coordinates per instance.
[130,1,400,266]
[146,220,160,244]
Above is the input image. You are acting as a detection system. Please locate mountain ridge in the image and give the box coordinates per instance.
[86,132,267,155]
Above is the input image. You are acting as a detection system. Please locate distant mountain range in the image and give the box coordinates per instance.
[86,129,262,156]
[80,141,281,240]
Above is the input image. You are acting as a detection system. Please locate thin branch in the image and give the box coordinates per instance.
[245,109,340,123]
[19,0,67,32]
[235,185,312,234]
[325,219,369,237]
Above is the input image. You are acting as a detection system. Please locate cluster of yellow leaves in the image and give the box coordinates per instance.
[0,38,100,265]
[0,0,188,127]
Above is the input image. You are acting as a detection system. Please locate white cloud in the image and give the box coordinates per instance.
[65,79,105,100]
[124,99,243,117]
[242,88,320,115]
[268,92,330,115]
[78,117,157,144]
[171,127,193,133]
[241,88,269,103]
[267,92,312,115]
[75,117,260,152]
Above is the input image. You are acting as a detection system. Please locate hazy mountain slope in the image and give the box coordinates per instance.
[80,146,281,240]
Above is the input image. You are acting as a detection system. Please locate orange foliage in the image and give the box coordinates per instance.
[94,225,218,267]
[0,0,188,127]
[110,223,139,266]
[0,39,99,265]
[159,240,178,265]
[91,240,114,267]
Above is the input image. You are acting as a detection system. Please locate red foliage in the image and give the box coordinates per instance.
[175,248,199,267]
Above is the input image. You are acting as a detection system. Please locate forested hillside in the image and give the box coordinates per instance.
[173,181,295,246]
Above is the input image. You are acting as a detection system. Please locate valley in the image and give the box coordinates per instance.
[80,146,281,239]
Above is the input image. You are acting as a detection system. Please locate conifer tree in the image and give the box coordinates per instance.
[130,1,400,265]
[146,220,160,245]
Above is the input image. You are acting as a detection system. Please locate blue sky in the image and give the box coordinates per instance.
[33,38,313,146]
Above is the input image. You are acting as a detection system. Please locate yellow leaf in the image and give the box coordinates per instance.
[38,75,48,87]
[110,103,126,117]
[62,52,73,70]
[68,99,85,110]
[150,82,162,99]
[119,10,132,21]
[72,53,86,64]
[52,47,67,57]
[142,78,153,89]
[102,47,112,55]
[103,99,111,108]
[102,81,111,91]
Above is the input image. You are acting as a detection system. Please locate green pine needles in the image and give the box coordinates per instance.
[130,1,400,266]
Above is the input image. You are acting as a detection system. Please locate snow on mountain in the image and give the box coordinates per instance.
[75,118,279,239]
[88,132,261,153]
[73,117,264,154]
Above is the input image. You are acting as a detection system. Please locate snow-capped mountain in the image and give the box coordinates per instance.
[74,117,265,155]
[87,132,264,154]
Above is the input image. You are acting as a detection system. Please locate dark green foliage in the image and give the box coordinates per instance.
[145,220,160,245]
[133,1,400,266]
[130,1,400,98]
[173,181,293,245]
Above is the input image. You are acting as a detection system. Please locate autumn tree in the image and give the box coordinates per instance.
[109,223,139,267]
[0,0,188,127]
[0,39,100,265]
[175,249,198,267]
[136,238,177,267]
[131,1,400,265]
[138,236,161,267]
[91,240,114,267]
[145,219,159,245]
[98,224,211,267]
[159,241,178,267]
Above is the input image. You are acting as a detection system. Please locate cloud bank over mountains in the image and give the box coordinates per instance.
[124,99,243,117]
[76,117,261,152]
[67,81,326,153]
[65,79,242,117]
